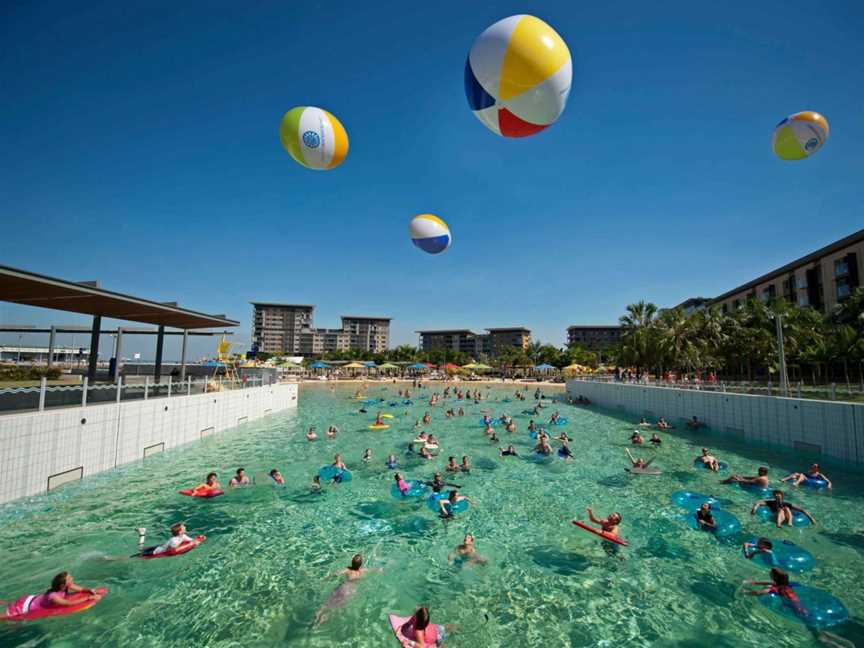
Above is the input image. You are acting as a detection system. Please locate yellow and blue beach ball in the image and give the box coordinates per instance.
[464,15,572,138]
[279,106,349,170]
[410,214,451,255]
[772,111,829,161]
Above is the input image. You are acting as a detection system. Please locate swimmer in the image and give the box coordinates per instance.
[438,489,472,519]
[484,423,494,436]
[557,431,571,443]
[528,419,537,432]
[362,448,373,463]
[457,407,464,417]
[138,522,197,557]
[742,568,804,614]
[386,454,398,469]
[482,414,492,427]
[192,472,221,495]
[394,472,412,496]
[697,448,721,472]
[583,507,622,542]
[722,466,769,488]
[310,475,322,493]
[414,431,428,444]
[782,463,833,489]
[306,427,318,441]
[630,431,644,445]
[638,417,651,427]
[695,502,717,531]
[448,533,488,566]
[657,417,672,430]
[425,434,439,450]
[314,553,382,627]
[751,490,816,528]
[23,572,102,611]
[414,419,421,430]
[405,442,416,456]
[326,426,338,439]
[228,468,250,487]
[418,447,433,460]
[743,537,774,561]
[686,416,704,430]
[460,455,471,473]
[422,412,431,425]
[374,412,384,425]
[558,440,574,460]
[489,431,499,443]
[505,420,516,434]
[424,472,461,493]
[269,469,284,485]
[625,448,656,470]
[499,445,519,457]
[445,456,460,473]
[649,433,662,446]
[549,411,560,424]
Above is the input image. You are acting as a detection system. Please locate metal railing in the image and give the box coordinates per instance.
[0,376,267,414]
[567,376,864,402]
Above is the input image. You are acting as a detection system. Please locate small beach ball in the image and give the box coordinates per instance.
[410,214,451,255]
[772,111,829,160]
[465,15,572,137]
[279,106,349,170]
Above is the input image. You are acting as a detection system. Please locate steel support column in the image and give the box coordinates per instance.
[87,316,101,382]
[154,325,165,383]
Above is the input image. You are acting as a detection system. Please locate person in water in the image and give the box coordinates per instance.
[630,431,644,445]
[448,533,488,566]
[499,445,518,457]
[228,468,250,487]
[422,412,431,425]
[649,433,662,446]
[22,572,102,612]
[374,412,384,425]
[686,416,704,430]
[314,553,382,627]
[695,502,717,531]
[386,453,398,469]
[460,456,471,473]
[489,430,499,443]
[425,472,461,494]
[418,447,433,460]
[697,448,721,472]
[751,490,816,528]
[582,507,622,545]
[327,426,338,439]
[362,448,373,463]
[657,417,672,430]
[457,407,464,417]
[558,440,574,460]
[192,472,221,495]
[445,456,460,473]
[139,522,197,557]
[306,427,318,441]
[722,466,769,488]
[742,567,804,614]
[638,417,651,427]
[269,469,284,485]
[782,463,833,489]
[394,472,413,496]
[310,475,322,493]
[534,437,552,455]
[527,419,537,432]
[438,489,472,519]
[625,448,656,470]
[743,537,774,560]
[396,606,443,648]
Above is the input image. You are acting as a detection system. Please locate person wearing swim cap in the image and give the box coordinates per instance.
[228,468,250,487]
[448,533,487,566]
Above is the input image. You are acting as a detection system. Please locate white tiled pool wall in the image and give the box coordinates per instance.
[565,380,864,465]
[0,382,299,505]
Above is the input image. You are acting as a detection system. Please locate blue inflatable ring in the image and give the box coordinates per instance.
[743,536,815,572]
[671,490,721,511]
[685,508,741,537]
[426,492,469,515]
[760,583,848,629]
[693,458,729,472]
[551,417,568,426]
[479,418,499,427]
[755,505,811,527]
[737,482,773,498]
[319,466,352,482]
[803,476,829,489]
[391,480,428,499]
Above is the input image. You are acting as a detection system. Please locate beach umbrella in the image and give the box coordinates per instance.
[409,362,429,370]
[473,363,492,371]
[534,363,556,371]
[462,362,478,369]
[343,361,366,369]
[443,363,461,370]
[363,361,378,368]
[309,361,330,369]
[377,362,399,370]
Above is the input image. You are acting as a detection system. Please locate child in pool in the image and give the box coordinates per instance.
[460,456,471,473]
[394,472,411,496]
[362,448,372,463]
[743,537,774,560]
[386,454,398,469]
[695,502,717,531]
[140,522,197,557]
[438,490,472,519]
[314,553,382,627]
[192,472,221,494]
[445,456,460,472]
[782,463,833,489]
[448,533,488,566]
[228,468,250,487]
[269,469,284,485]
[743,568,804,614]
[26,572,102,611]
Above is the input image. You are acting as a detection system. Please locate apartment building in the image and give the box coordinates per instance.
[566,325,622,350]
[485,327,531,355]
[341,316,391,353]
[251,303,314,354]
[417,327,532,357]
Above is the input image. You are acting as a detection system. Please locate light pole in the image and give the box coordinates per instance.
[16,334,23,365]
[770,312,789,398]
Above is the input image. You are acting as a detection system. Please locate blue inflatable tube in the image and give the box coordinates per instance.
[319,466,352,482]
[362,398,382,406]
[755,505,811,527]
[737,482,773,498]
[479,418,498,427]
[760,583,848,629]
[388,401,399,407]
[803,476,829,489]
[671,491,721,511]
[426,492,469,515]
[403,400,413,405]
[693,458,729,473]
[743,536,815,573]
[386,460,398,470]
[685,509,741,537]
[391,480,428,499]
[550,417,568,426]
[521,409,537,415]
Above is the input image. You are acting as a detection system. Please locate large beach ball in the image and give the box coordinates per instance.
[410,214,451,255]
[772,111,829,161]
[464,15,572,137]
[279,106,349,170]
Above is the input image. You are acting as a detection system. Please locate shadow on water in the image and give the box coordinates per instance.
[392,515,436,537]
[473,457,498,472]
[597,474,630,489]
[352,501,402,520]
[821,531,864,554]
[531,546,592,575]
[688,575,738,607]
[640,535,694,562]
[669,470,699,485]
[0,623,46,647]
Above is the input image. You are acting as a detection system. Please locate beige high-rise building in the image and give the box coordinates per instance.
[251,303,314,354]
[341,316,391,353]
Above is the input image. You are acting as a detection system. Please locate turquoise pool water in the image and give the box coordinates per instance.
[1,383,862,647]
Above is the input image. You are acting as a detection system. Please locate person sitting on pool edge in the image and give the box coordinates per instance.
[438,489,472,519]
[742,537,773,560]
[499,445,518,457]
[229,468,250,487]
[751,490,817,528]
[697,448,721,472]
[448,533,488,566]
[695,502,717,532]
[269,469,284,485]
[782,463,833,489]
[722,466,769,488]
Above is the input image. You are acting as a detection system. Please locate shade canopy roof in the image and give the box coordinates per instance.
[534,363,557,370]
[309,361,330,368]
[343,361,366,369]
[0,264,238,329]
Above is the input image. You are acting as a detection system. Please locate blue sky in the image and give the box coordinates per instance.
[2,0,863,360]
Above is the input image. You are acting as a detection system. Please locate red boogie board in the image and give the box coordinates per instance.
[572,520,629,546]
[178,487,224,498]
[2,588,108,621]
[139,535,206,559]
